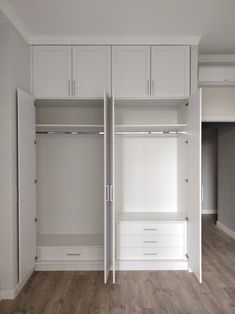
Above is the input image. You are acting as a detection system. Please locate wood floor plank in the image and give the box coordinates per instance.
[1,215,235,314]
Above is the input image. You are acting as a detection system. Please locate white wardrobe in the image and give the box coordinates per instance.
[17,43,202,287]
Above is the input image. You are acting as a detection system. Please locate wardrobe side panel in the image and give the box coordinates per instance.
[187,89,202,283]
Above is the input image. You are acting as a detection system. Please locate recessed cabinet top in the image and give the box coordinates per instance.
[32,45,191,99]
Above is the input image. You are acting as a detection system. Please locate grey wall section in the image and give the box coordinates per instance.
[218,126,235,233]
[0,23,30,295]
[202,126,218,213]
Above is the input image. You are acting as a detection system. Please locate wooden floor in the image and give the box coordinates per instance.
[1,215,235,314]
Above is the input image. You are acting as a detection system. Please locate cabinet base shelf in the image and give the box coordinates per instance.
[35,260,104,271]
[116,259,188,271]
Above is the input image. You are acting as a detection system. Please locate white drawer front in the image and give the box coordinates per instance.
[117,247,184,260]
[38,247,104,261]
[117,222,184,235]
[117,235,184,248]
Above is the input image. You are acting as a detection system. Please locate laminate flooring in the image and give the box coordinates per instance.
[0,215,235,314]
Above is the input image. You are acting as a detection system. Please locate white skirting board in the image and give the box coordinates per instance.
[216,221,235,239]
[35,260,104,271]
[116,260,188,271]
[201,209,217,214]
[0,270,34,300]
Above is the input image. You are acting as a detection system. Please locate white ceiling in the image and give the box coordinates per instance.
[0,9,8,22]
[2,0,235,53]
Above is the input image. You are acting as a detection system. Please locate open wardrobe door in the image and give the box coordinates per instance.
[104,91,112,283]
[187,88,202,283]
[111,90,115,284]
[104,90,115,284]
[17,88,36,285]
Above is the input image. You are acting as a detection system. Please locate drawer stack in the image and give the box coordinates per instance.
[116,222,186,260]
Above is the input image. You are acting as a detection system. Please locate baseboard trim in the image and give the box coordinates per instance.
[216,221,235,239]
[116,260,188,271]
[202,209,217,214]
[35,260,104,271]
[0,269,34,300]
[0,288,17,300]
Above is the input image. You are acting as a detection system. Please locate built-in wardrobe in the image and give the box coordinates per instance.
[17,42,202,289]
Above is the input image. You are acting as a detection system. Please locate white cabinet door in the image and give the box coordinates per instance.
[187,88,202,283]
[104,91,115,284]
[33,46,72,98]
[110,92,115,284]
[151,46,190,98]
[104,91,111,283]
[112,46,150,98]
[73,46,111,98]
[17,89,36,285]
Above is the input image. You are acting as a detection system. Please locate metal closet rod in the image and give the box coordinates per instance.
[115,131,186,135]
[36,131,186,135]
[36,131,102,135]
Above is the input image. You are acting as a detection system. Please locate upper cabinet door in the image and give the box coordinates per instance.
[151,46,190,98]
[112,46,150,98]
[73,46,111,98]
[33,46,72,98]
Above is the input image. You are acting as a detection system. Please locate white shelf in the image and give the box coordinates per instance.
[36,124,104,132]
[116,212,187,222]
[37,234,104,247]
[114,98,188,107]
[115,124,187,133]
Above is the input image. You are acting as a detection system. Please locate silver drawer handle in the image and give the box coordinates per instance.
[67,253,81,256]
[144,241,157,243]
[144,253,157,256]
[143,228,157,231]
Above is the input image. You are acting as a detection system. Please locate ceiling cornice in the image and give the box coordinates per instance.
[199,54,235,64]
[0,0,31,42]
[29,35,201,46]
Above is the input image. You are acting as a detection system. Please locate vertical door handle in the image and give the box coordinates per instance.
[151,81,155,96]
[106,185,109,202]
[110,185,114,202]
[73,80,76,96]
[68,81,71,96]
[201,185,204,202]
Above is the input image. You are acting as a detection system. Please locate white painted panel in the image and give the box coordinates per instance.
[17,89,36,284]
[116,136,177,213]
[73,46,111,98]
[112,46,150,97]
[117,222,184,235]
[117,235,184,248]
[117,247,185,260]
[151,46,190,97]
[33,46,72,98]
[104,92,111,283]
[38,247,103,261]
[187,89,202,283]
[36,134,104,235]
[111,92,115,284]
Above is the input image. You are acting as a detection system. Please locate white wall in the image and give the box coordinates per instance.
[201,126,218,214]
[0,22,30,298]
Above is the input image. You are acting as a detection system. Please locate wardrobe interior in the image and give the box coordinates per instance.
[36,99,105,263]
